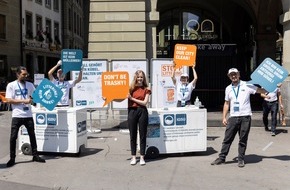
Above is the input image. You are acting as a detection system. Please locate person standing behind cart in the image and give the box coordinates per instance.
[171,62,198,107]
[48,60,83,106]
[260,86,282,136]
[211,68,267,168]
[127,70,151,166]
[5,66,45,167]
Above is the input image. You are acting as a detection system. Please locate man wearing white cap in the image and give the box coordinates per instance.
[211,68,267,167]
[171,62,198,107]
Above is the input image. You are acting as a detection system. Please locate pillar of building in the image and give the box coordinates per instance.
[280,0,290,118]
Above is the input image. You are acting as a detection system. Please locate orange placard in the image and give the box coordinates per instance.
[174,44,197,68]
[102,71,129,107]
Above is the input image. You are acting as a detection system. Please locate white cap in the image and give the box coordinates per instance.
[180,73,189,77]
[228,68,239,75]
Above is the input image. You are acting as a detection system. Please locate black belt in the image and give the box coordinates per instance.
[265,100,277,103]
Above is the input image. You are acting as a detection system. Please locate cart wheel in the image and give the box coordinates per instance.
[21,143,32,155]
[76,145,85,157]
[146,146,159,159]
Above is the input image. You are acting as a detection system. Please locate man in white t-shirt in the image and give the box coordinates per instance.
[48,60,83,106]
[261,87,281,136]
[171,62,198,107]
[5,66,45,167]
[211,68,267,168]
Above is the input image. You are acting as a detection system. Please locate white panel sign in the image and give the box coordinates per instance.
[150,59,188,108]
[111,59,148,109]
[72,59,108,109]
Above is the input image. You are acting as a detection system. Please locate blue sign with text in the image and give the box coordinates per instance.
[248,58,288,92]
[61,49,83,75]
[32,78,63,111]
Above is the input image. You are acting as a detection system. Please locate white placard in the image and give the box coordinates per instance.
[150,59,188,108]
[111,59,148,109]
[34,74,44,86]
[72,59,108,109]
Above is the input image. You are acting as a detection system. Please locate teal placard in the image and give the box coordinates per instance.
[61,49,83,75]
[248,58,288,92]
[32,78,63,111]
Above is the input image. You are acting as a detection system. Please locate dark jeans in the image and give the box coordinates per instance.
[128,107,148,156]
[10,117,38,158]
[262,100,278,132]
[219,116,251,161]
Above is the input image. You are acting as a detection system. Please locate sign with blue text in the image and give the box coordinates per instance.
[32,78,63,111]
[61,49,83,75]
[248,58,288,92]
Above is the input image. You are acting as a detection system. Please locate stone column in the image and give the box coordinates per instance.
[280,0,290,118]
[145,0,159,60]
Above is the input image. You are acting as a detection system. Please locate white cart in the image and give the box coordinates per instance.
[19,107,87,156]
[146,107,207,158]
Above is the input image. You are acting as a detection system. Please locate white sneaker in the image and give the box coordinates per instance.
[140,159,146,166]
[130,158,137,165]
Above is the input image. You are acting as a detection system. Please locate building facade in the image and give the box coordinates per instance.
[21,0,62,79]
[89,0,290,113]
[0,0,21,85]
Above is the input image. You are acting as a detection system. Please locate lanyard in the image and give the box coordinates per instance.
[17,82,27,99]
[181,84,188,97]
[232,83,240,100]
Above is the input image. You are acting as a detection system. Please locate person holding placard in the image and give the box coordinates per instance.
[171,62,198,107]
[260,87,281,136]
[5,66,45,167]
[211,68,267,168]
[127,70,151,166]
[48,60,83,106]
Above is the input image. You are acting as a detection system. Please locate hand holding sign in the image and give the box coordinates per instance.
[174,44,197,68]
[61,49,83,75]
[248,58,289,92]
[32,78,63,111]
[102,71,129,107]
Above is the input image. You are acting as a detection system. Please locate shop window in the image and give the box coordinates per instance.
[0,14,6,39]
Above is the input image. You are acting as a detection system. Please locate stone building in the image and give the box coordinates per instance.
[88,0,290,114]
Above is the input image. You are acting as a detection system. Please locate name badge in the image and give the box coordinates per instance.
[23,107,29,111]
[233,102,239,112]
[181,100,185,107]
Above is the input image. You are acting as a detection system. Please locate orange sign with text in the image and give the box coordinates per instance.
[174,44,197,68]
[102,71,129,107]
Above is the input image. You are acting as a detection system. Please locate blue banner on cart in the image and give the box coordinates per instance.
[32,78,63,111]
[61,49,83,75]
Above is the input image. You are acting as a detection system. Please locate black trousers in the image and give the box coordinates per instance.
[128,107,148,156]
[219,116,251,161]
[10,117,38,158]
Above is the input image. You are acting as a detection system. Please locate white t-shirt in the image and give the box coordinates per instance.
[225,80,257,117]
[6,80,35,118]
[52,79,75,106]
[264,88,280,102]
[176,81,195,101]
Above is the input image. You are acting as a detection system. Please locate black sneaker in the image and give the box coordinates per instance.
[211,158,225,165]
[6,158,15,167]
[32,156,46,163]
[238,160,245,167]
[264,127,270,131]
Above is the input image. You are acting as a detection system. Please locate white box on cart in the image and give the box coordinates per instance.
[146,107,207,158]
[19,107,87,155]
